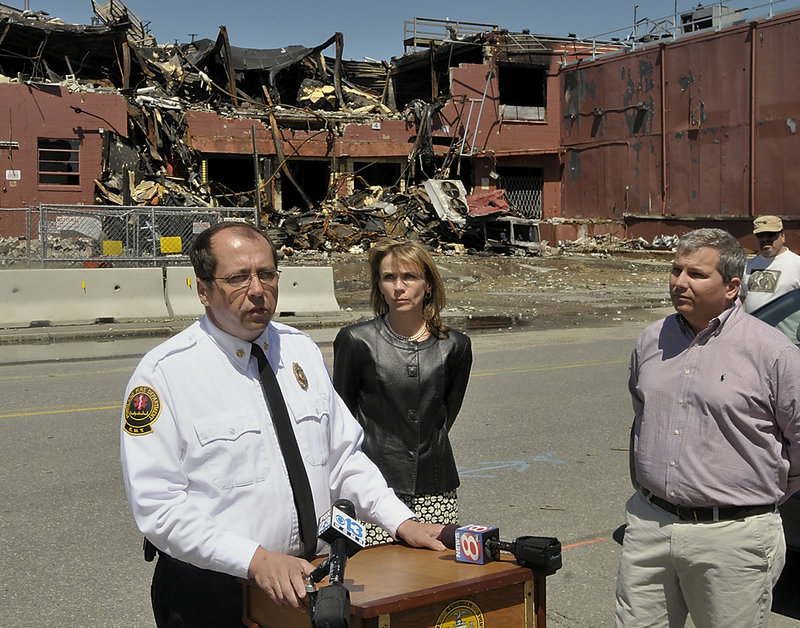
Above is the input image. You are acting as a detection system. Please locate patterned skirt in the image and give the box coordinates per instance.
[363,490,459,546]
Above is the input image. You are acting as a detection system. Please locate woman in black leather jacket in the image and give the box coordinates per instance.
[333,239,472,545]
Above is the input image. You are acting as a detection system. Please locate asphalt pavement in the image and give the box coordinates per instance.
[3,310,800,627]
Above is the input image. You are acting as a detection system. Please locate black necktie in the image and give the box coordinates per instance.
[251,343,317,559]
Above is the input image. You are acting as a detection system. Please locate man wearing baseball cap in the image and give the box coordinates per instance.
[740,215,800,312]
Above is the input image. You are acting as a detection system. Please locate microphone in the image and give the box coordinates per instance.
[451,524,501,564]
[310,498,366,584]
[308,499,366,628]
[439,524,562,574]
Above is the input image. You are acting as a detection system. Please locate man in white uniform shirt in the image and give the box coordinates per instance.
[741,215,800,312]
[120,222,445,626]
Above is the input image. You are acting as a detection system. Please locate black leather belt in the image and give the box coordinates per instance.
[641,489,775,522]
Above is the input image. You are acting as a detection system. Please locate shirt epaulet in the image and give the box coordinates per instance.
[141,321,202,368]
[269,320,311,338]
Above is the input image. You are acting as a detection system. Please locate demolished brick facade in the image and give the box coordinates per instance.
[2,1,797,254]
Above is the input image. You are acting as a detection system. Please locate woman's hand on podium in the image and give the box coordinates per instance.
[248,545,315,611]
[396,519,447,551]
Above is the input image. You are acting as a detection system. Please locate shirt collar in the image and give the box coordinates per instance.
[675,299,740,339]
[199,316,273,372]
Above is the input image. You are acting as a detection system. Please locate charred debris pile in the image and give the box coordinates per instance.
[0,2,538,254]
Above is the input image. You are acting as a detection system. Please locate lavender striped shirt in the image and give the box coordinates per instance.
[631,299,800,506]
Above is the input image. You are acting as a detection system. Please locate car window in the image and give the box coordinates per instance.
[751,289,800,347]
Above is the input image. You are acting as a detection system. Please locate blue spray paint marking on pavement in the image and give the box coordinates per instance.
[531,451,565,464]
[458,452,565,478]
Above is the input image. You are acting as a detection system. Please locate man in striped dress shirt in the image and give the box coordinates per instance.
[615,228,800,628]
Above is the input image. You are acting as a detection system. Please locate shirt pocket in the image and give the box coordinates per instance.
[194,413,269,490]
[290,392,329,467]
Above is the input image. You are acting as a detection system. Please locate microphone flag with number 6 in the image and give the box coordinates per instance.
[454,525,500,564]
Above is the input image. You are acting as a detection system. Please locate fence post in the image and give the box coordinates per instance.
[39,205,46,268]
[25,206,31,269]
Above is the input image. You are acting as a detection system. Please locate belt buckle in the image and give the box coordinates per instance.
[674,505,698,521]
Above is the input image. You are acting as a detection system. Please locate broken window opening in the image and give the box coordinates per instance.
[392,46,482,110]
[496,166,543,219]
[353,162,403,191]
[203,155,263,208]
[393,64,450,108]
[497,64,547,121]
[281,160,330,211]
[38,138,80,186]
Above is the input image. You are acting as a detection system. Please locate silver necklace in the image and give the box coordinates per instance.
[383,314,427,342]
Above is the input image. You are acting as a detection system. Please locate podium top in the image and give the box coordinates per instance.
[315,543,534,619]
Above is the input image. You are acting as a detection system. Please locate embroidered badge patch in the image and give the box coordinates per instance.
[435,599,485,628]
[124,386,162,435]
[293,362,308,390]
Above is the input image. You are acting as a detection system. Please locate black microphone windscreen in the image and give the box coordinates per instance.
[332,498,356,517]
[439,523,460,550]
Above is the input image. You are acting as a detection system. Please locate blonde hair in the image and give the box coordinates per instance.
[368,239,448,339]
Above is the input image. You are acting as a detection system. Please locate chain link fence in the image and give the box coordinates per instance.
[0,205,259,268]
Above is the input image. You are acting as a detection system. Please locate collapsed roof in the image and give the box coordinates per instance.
[0,10,129,84]
[0,1,554,253]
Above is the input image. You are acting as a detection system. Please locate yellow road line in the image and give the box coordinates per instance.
[0,368,131,383]
[3,359,628,418]
[472,358,627,377]
[0,404,121,419]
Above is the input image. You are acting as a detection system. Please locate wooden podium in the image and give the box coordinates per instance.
[243,543,549,628]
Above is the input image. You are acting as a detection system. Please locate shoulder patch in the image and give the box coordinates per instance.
[124,386,162,435]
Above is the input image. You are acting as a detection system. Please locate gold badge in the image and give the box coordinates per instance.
[435,600,485,628]
[236,348,244,358]
[293,362,308,390]
[124,386,162,435]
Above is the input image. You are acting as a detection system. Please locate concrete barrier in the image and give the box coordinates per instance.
[164,267,204,319]
[164,266,340,318]
[0,265,340,328]
[0,268,169,327]
[276,266,340,316]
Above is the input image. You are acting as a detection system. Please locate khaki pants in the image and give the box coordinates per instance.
[615,490,785,628]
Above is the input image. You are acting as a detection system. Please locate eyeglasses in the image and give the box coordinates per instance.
[756,231,781,240]
[209,269,281,288]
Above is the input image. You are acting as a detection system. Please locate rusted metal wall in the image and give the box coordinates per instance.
[665,28,752,217]
[561,51,664,219]
[560,9,800,235]
[753,15,800,214]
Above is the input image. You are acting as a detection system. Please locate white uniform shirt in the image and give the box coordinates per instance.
[741,248,800,312]
[120,317,414,579]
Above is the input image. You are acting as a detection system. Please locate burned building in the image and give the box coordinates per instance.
[0,1,623,255]
[5,0,793,257]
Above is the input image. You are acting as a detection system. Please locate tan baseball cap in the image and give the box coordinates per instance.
[753,215,783,234]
